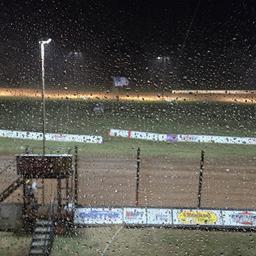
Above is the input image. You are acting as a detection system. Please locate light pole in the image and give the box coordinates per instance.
[39,38,52,155]
[39,38,52,206]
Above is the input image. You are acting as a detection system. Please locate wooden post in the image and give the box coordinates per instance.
[66,177,69,206]
[42,179,45,205]
[135,147,140,206]
[25,146,29,154]
[197,150,205,208]
[74,146,78,205]
[22,178,26,215]
[57,178,62,214]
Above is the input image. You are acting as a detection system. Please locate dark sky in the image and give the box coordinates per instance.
[2,0,256,48]
[1,0,256,89]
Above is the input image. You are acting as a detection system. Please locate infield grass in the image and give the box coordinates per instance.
[51,227,256,256]
[0,99,256,255]
[0,98,255,158]
[0,136,255,160]
[1,227,256,256]
[0,232,30,256]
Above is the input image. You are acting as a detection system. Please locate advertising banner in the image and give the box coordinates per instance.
[123,208,147,224]
[173,209,223,226]
[109,129,167,142]
[109,129,129,138]
[74,208,123,225]
[0,129,103,144]
[46,133,103,144]
[166,134,178,143]
[147,208,172,225]
[177,134,256,145]
[131,131,166,141]
[222,210,256,227]
[109,128,256,145]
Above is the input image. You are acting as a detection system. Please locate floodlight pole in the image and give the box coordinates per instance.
[39,38,51,206]
[39,39,51,155]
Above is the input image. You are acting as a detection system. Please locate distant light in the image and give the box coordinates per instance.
[39,38,52,45]
[45,38,52,44]
[156,56,170,63]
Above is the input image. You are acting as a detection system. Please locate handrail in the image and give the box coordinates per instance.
[0,177,23,202]
[0,160,16,176]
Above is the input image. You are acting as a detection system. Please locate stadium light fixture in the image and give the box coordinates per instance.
[39,38,52,155]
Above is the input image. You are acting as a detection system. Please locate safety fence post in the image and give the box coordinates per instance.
[135,147,140,206]
[74,146,78,205]
[197,150,205,208]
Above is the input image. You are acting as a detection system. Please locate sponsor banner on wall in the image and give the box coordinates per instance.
[74,208,123,225]
[109,128,256,145]
[222,210,256,227]
[131,131,166,142]
[109,129,129,138]
[147,208,172,225]
[46,133,103,144]
[166,134,178,143]
[177,134,256,145]
[74,207,256,228]
[0,129,103,144]
[173,209,223,226]
[109,129,167,142]
[123,208,147,224]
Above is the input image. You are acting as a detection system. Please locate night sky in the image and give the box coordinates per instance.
[1,0,256,89]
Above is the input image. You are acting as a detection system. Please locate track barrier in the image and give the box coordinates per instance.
[0,129,103,144]
[109,129,256,145]
[74,207,256,229]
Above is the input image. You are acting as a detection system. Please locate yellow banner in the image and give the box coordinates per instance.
[178,211,218,225]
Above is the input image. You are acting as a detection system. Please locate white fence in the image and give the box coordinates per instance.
[0,129,103,144]
[109,129,256,145]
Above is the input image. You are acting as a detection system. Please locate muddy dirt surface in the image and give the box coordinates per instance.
[0,154,255,209]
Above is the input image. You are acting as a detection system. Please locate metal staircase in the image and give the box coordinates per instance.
[29,219,54,256]
[0,177,23,202]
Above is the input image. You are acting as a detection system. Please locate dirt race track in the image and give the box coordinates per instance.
[1,153,256,209]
